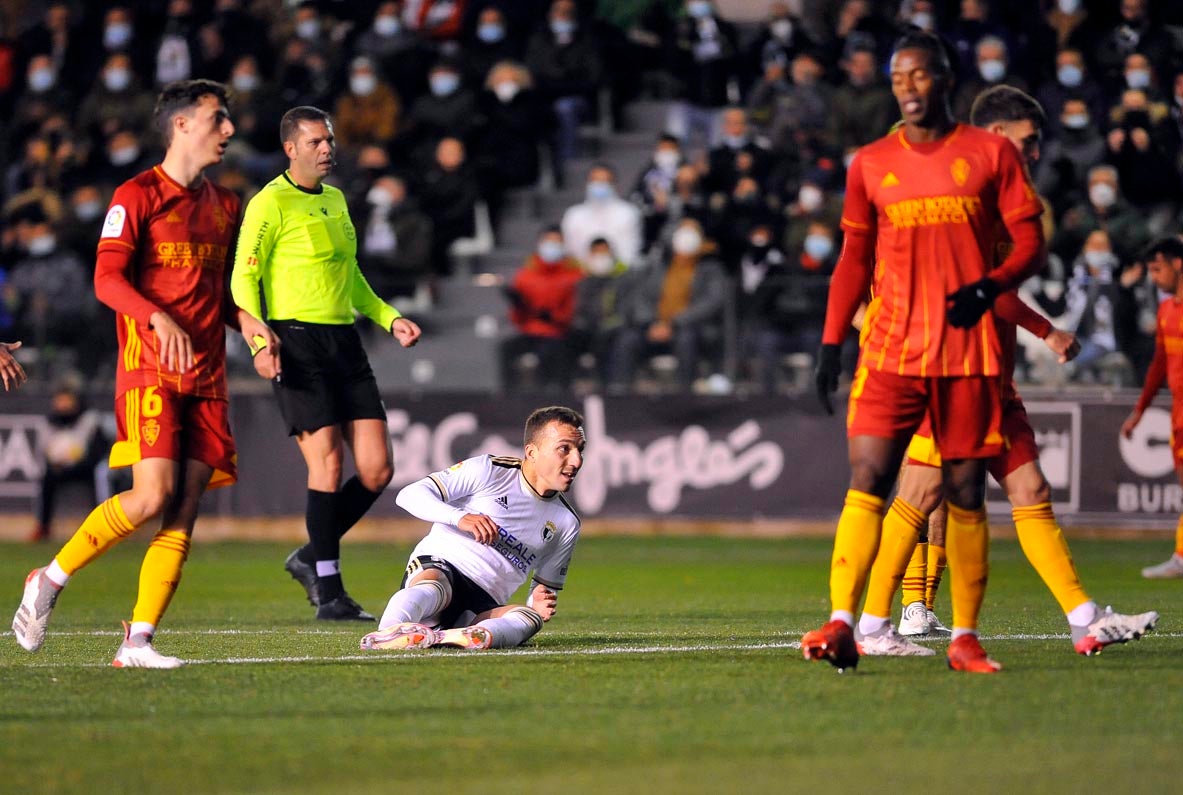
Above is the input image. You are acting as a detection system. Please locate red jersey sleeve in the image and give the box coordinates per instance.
[994,291,1052,338]
[94,183,164,326]
[991,142,1045,289]
[839,152,875,235]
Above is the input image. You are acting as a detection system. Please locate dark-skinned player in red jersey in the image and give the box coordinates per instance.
[804,32,1047,673]
[12,79,277,668]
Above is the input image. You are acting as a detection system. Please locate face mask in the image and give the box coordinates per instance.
[654,150,680,171]
[28,68,54,93]
[671,228,702,255]
[493,81,519,103]
[723,134,746,150]
[26,234,56,256]
[688,1,713,19]
[374,15,400,36]
[367,187,394,207]
[538,240,565,262]
[109,145,140,166]
[586,181,615,202]
[1057,64,1083,87]
[770,19,792,40]
[104,67,131,92]
[232,72,259,93]
[911,12,934,31]
[296,19,319,40]
[1058,0,1081,12]
[1126,69,1151,89]
[1089,182,1117,208]
[1083,250,1115,270]
[477,23,505,43]
[430,73,459,97]
[550,19,576,37]
[587,252,615,275]
[351,74,377,96]
[798,185,824,212]
[104,22,132,49]
[979,59,1006,83]
[804,234,834,261]
[75,200,103,221]
[1062,113,1089,130]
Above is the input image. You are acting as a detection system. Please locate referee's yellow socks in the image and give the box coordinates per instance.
[946,504,989,632]
[1013,502,1089,615]
[863,498,926,619]
[54,495,136,575]
[829,490,886,615]
[132,529,191,627]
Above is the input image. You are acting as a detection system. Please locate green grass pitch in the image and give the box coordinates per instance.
[2,536,1181,794]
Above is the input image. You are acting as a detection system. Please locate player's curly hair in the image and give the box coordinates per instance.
[1145,236,1183,263]
[524,406,584,446]
[154,79,230,146]
[969,85,1047,130]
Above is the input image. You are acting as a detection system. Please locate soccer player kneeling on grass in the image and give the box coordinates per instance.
[361,406,585,652]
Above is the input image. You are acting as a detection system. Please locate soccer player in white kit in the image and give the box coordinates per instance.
[361,406,585,651]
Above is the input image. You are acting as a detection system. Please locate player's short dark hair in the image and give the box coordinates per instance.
[280,106,331,145]
[969,85,1047,130]
[589,236,611,248]
[1145,236,1183,263]
[538,223,562,238]
[524,406,584,446]
[154,79,230,146]
[891,30,952,77]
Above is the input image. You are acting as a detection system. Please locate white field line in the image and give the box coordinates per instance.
[2,632,1179,669]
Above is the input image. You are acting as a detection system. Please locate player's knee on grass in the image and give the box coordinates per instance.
[476,606,545,649]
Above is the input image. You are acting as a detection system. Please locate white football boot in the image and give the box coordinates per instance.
[12,567,61,652]
[112,622,183,669]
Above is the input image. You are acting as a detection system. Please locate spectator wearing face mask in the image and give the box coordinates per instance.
[608,218,727,392]
[767,51,831,154]
[334,56,401,148]
[1036,48,1108,137]
[631,134,686,246]
[743,2,816,91]
[561,164,643,268]
[946,0,1012,85]
[89,127,155,192]
[60,183,110,261]
[707,175,780,270]
[76,53,155,150]
[12,54,74,143]
[783,166,842,257]
[1053,164,1149,264]
[952,36,1028,122]
[357,174,434,303]
[648,163,710,254]
[1036,97,1106,218]
[704,107,774,194]
[1091,0,1177,91]
[354,1,432,107]
[399,58,484,161]
[1062,229,1123,381]
[736,221,792,394]
[92,6,151,83]
[665,0,740,155]
[473,60,550,219]
[225,55,285,162]
[500,225,584,392]
[571,237,636,389]
[1112,253,1161,380]
[464,6,524,88]
[1105,88,1180,215]
[20,4,85,87]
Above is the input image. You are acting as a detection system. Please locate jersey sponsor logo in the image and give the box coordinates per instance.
[951,158,970,186]
[883,195,982,228]
[101,204,127,238]
[542,521,556,542]
[880,171,900,188]
[142,418,161,447]
[249,220,270,258]
[155,241,229,270]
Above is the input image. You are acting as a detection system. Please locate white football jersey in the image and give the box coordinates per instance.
[407,455,581,605]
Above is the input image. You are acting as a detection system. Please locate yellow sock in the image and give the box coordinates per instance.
[131,529,191,626]
[829,490,886,615]
[54,496,135,575]
[1012,502,1090,614]
[863,499,926,618]
[925,544,946,611]
[946,504,989,631]
[902,542,928,606]
[1175,515,1183,557]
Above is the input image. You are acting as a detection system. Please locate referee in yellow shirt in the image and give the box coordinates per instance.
[231,106,422,621]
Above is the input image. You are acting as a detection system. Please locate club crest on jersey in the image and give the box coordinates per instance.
[951,158,970,186]
[166,210,183,223]
[343,220,356,241]
[213,206,227,232]
[142,419,161,447]
[101,205,126,238]
[542,521,556,542]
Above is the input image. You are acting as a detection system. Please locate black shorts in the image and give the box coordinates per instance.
[271,320,386,435]
[402,555,500,628]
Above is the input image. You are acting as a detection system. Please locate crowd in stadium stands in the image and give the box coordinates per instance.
[2,0,1183,394]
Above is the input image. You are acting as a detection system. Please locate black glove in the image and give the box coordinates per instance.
[815,343,842,416]
[502,286,526,310]
[947,277,1000,329]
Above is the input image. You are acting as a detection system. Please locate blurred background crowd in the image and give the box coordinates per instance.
[2,0,1183,396]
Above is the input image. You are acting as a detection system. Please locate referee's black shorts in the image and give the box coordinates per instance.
[270,320,386,436]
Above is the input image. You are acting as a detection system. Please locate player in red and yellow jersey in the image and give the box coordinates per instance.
[859,86,1157,658]
[1123,237,1183,579]
[11,80,277,668]
[804,32,1047,673]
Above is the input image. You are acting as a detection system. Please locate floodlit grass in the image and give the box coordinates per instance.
[1,537,1181,794]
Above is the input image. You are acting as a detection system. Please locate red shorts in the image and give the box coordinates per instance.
[906,397,1038,480]
[110,386,237,489]
[847,368,1003,460]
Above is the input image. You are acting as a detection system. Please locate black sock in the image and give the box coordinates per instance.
[306,489,344,601]
[336,476,384,540]
[318,573,344,602]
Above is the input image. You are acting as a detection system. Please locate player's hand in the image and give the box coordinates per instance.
[1044,329,1081,363]
[1121,410,1142,440]
[648,321,673,343]
[391,317,421,348]
[0,341,26,391]
[527,583,557,621]
[149,311,194,373]
[947,278,1001,329]
[458,512,500,545]
[815,343,841,416]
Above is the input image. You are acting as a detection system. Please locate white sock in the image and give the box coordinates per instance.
[475,607,544,649]
[1066,600,1099,628]
[315,560,340,577]
[829,610,855,627]
[857,613,890,637]
[129,621,155,639]
[45,560,70,587]
[951,627,977,640]
[379,579,449,629]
